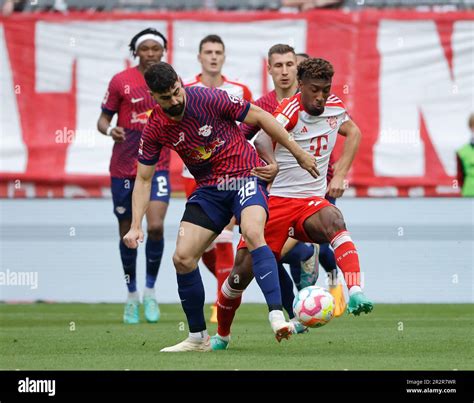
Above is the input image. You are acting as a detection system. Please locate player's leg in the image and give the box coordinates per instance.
[234,182,295,342]
[281,239,319,290]
[210,217,235,323]
[160,218,217,352]
[112,177,140,324]
[300,205,373,316]
[211,246,254,350]
[161,188,232,352]
[185,176,217,277]
[318,195,346,316]
[142,171,170,323]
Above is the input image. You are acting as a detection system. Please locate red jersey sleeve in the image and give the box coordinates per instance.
[138,109,163,166]
[101,74,122,115]
[273,96,300,131]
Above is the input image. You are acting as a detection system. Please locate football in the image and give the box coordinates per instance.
[293,286,335,328]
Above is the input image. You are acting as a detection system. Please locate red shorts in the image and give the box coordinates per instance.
[183,177,198,199]
[237,195,331,259]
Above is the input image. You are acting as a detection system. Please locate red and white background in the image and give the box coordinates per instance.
[0,10,473,198]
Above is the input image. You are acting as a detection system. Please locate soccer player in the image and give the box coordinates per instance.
[123,62,318,352]
[212,58,374,350]
[295,51,347,317]
[182,34,254,323]
[239,44,319,330]
[97,28,170,324]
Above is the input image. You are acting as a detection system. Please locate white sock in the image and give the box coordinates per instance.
[189,330,209,341]
[217,334,230,341]
[127,291,140,302]
[269,310,285,322]
[143,287,155,297]
[349,285,362,296]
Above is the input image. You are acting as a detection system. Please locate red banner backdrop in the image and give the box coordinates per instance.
[0,10,473,197]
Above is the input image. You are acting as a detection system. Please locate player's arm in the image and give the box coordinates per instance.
[243,104,319,178]
[328,118,361,198]
[97,112,126,143]
[251,131,279,183]
[123,162,155,249]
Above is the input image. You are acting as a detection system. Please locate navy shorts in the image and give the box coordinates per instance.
[111,170,171,219]
[183,177,268,234]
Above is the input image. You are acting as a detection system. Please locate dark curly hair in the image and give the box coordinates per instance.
[297,58,334,82]
[145,62,178,93]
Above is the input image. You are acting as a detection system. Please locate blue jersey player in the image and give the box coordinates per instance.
[123,62,318,352]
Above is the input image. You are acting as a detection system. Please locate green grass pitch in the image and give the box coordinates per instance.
[0,303,472,370]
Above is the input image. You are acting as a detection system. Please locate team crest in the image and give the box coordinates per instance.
[198,125,213,137]
[227,93,244,106]
[327,116,338,129]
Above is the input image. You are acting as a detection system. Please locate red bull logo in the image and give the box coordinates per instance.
[131,109,152,125]
[187,137,225,161]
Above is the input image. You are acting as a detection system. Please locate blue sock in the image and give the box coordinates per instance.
[119,240,137,293]
[177,268,206,333]
[250,245,282,311]
[278,263,296,319]
[145,238,164,288]
[281,242,314,265]
[282,243,314,290]
[319,243,338,284]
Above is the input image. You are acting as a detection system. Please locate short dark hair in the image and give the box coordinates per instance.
[296,52,310,59]
[297,58,334,82]
[199,34,225,53]
[129,28,167,56]
[145,62,179,93]
[268,44,296,61]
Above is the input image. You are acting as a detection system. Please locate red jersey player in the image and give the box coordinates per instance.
[211,58,374,350]
[182,35,255,323]
[123,62,318,352]
[97,28,170,325]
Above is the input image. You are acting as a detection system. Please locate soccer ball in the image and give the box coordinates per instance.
[293,286,335,328]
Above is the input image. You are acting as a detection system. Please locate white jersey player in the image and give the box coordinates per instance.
[211,57,373,351]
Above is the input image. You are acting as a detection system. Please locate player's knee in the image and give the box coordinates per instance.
[325,208,346,239]
[147,222,164,240]
[172,251,197,274]
[241,228,265,250]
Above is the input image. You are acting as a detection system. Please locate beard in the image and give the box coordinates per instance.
[164,103,184,117]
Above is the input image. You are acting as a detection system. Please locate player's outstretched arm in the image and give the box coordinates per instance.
[328,119,362,198]
[123,162,155,248]
[243,104,319,178]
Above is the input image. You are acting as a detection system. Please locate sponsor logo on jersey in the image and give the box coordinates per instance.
[227,93,244,106]
[301,126,308,133]
[131,109,152,124]
[327,116,338,129]
[198,125,213,137]
[187,137,225,161]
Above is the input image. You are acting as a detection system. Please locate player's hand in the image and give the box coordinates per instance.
[111,127,126,143]
[123,227,144,249]
[251,163,279,183]
[327,175,347,198]
[296,151,319,178]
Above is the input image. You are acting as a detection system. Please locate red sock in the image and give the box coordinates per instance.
[217,281,242,337]
[202,247,217,277]
[215,242,234,297]
[330,230,361,289]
